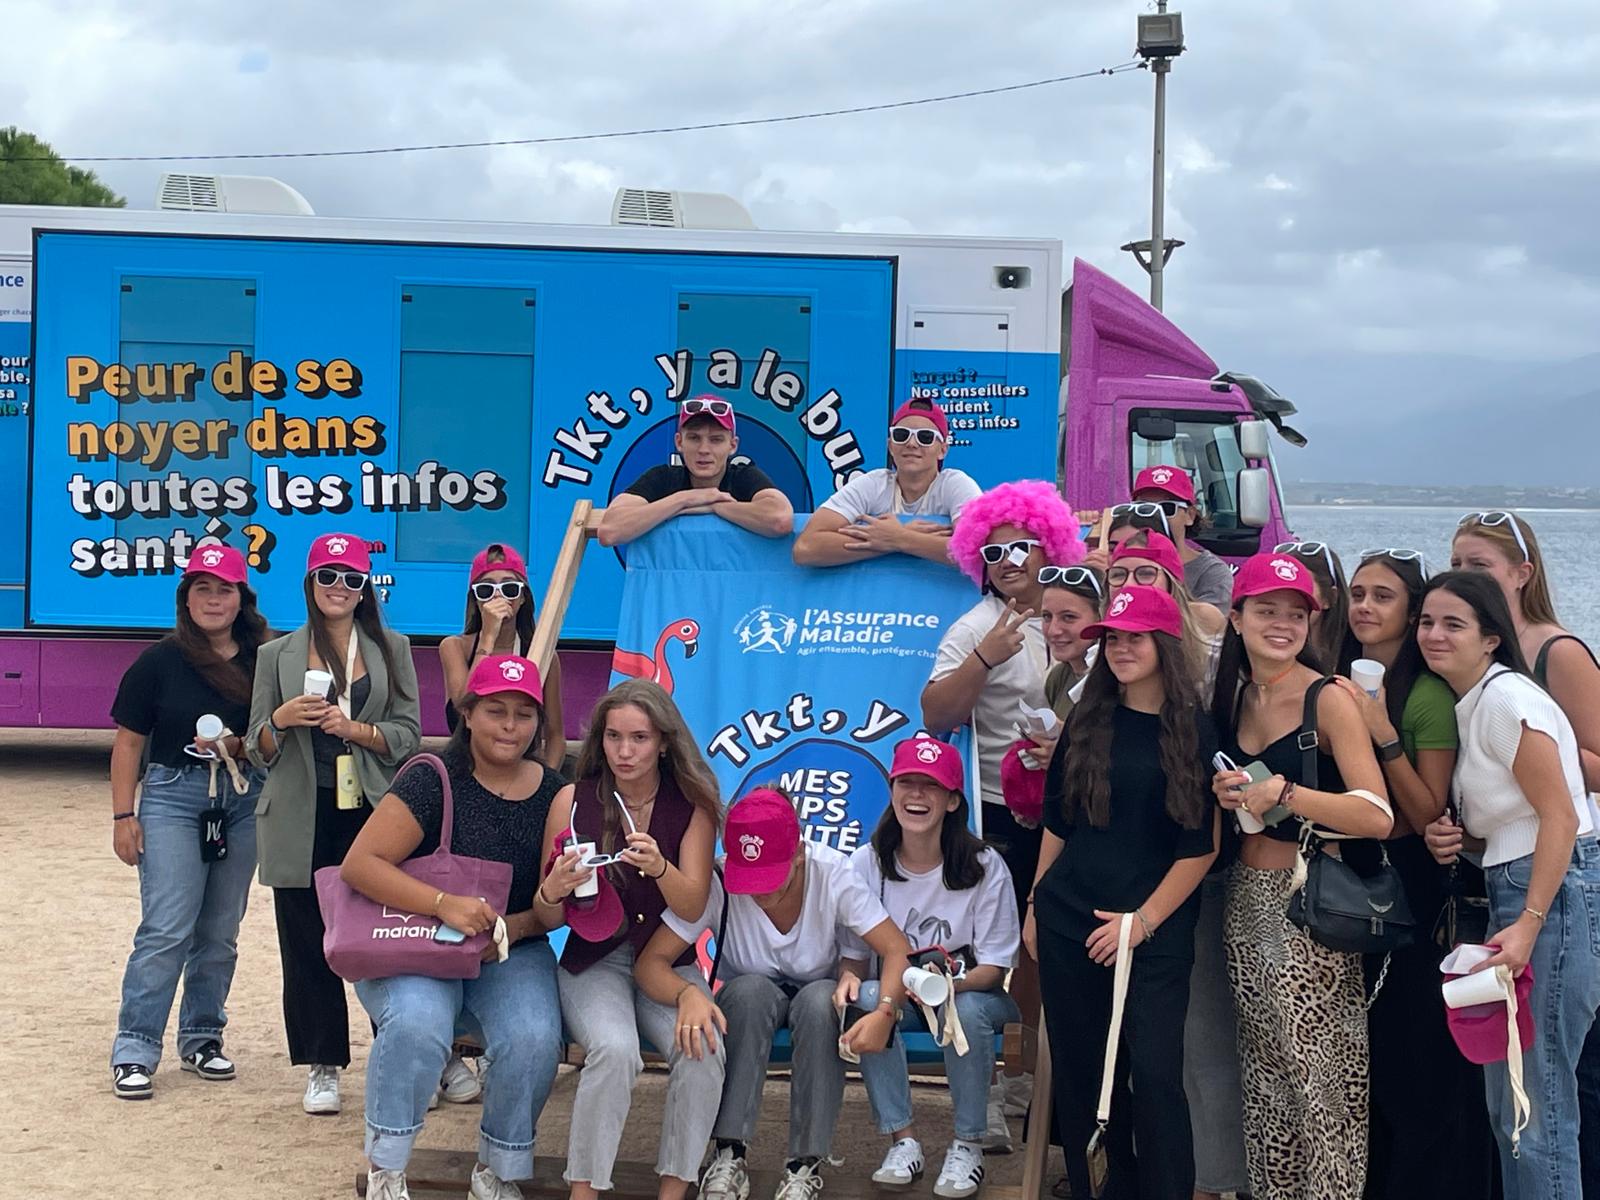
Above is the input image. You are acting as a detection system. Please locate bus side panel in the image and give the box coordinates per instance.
[0,261,29,629]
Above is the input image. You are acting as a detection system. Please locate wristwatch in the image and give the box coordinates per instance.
[1377,739,1404,762]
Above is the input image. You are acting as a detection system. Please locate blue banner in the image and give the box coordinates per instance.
[609,516,977,848]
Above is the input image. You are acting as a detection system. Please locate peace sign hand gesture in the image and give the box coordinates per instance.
[975,598,1034,669]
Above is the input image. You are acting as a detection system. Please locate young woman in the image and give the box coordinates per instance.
[341,654,573,1200]
[556,680,723,1200]
[247,532,421,1116]
[636,788,912,1200]
[840,736,1021,1199]
[1027,586,1218,1200]
[1130,464,1234,608]
[1275,539,1351,672]
[1107,530,1225,662]
[1451,511,1600,790]
[1336,551,1489,1200]
[1040,565,1102,718]
[1208,552,1393,1200]
[108,546,269,1100]
[440,542,565,768]
[1417,571,1600,1200]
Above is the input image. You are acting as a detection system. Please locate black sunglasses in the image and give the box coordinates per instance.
[889,427,944,446]
[979,538,1041,565]
[312,568,368,591]
[472,580,526,602]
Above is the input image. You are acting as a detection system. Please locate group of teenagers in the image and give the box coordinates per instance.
[103,392,1600,1200]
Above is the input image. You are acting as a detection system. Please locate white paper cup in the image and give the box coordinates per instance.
[1443,970,1510,1010]
[303,668,334,699]
[195,713,225,741]
[903,965,950,1007]
[1350,658,1386,698]
[567,843,599,898]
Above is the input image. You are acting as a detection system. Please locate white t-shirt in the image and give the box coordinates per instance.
[820,468,982,523]
[662,842,890,985]
[843,844,1019,970]
[929,595,1048,807]
[1454,665,1593,867]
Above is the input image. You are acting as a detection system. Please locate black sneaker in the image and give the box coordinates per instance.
[112,1063,153,1100]
[179,1041,235,1081]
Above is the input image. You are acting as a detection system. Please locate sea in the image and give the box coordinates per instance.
[1284,505,1600,643]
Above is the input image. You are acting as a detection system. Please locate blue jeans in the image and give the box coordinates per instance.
[1484,837,1600,1200]
[856,980,1018,1142]
[111,761,260,1069]
[354,938,562,1181]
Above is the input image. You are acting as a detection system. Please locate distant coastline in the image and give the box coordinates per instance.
[1284,482,1600,510]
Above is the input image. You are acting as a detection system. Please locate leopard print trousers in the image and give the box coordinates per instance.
[1224,863,1369,1199]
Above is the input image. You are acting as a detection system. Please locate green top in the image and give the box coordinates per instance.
[1401,670,1459,763]
[1044,661,1083,720]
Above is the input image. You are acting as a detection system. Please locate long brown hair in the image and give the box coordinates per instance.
[462,544,536,648]
[172,574,270,703]
[573,679,722,857]
[1282,544,1349,672]
[1058,629,1207,830]
[301,574,413,702]
[1453,513,1560,627]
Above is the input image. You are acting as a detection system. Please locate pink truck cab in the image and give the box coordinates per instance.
[1061,257,1299,559]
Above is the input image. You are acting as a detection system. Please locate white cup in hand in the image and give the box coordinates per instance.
[303,669,334,699]
[1350,658,1385,698]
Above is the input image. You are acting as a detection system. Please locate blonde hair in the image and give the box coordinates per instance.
[1454,514,1560,626]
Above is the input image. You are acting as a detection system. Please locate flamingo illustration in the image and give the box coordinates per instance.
[612,618,700,694]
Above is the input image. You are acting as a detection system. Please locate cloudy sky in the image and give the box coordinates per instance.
[7,0,1598,475]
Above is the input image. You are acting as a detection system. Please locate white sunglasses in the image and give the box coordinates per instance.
[566,792,642,868]
[1457,511,1529,563]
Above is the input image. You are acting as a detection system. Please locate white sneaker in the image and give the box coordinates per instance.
[1001,1072,1032,1118]
[367,1168,410,1200]
[774,1161,825,1200]
[469,1162,524,1199]
[700,1146,752,1200]
[112,1063,153,1101]
[440,1053,483,1103]
[871,1138,925,1187]
[934,1140,986,1199]
[303,1065,340,1115]
[982,1092,1013,1153]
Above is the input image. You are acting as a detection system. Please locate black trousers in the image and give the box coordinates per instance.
[1039,912,1194,1200]
[271,785,368,1068]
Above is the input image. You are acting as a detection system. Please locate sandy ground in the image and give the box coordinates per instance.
[0,730,1040,1199]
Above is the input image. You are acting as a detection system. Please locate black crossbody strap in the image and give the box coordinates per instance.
[707,865,729,988]
[1299,675,1334,792]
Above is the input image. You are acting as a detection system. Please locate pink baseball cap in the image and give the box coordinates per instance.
[678,394,737,433]
[470,543,527,582]
[1444,960,1535,1065]
[1133,465,1196,505]
[1082,586,1183,640]
[546,830,625,943]
[891,398,950,441]
[723,787,802,894]
[889,736,964,793]
[1111,530,1184,583]
[183,544,248,585]
[1232,552,1323,612]
[306,532,371,574]
[467,654,543,705]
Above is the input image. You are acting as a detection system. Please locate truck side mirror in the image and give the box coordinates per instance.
[1238,420,1269,459]
[1238,468,1271,528]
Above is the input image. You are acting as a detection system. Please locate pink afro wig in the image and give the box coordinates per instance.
[949,479,1085,589]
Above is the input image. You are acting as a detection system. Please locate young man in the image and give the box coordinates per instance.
[597,396,795,548]
[1130,465,1234,607]
[791,399,980,567]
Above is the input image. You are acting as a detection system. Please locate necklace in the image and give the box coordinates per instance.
[1253,661,1297,691]
[619,784,659,813]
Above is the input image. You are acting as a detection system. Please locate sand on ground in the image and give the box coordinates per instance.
[0,730,1040,1199]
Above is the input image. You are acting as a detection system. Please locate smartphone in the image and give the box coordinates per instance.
[434,923,467,945]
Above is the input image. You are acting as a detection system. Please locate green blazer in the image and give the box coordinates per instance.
[246,624,422,888]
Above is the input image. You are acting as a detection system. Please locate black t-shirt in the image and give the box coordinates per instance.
[391,758,567,915]
[312,674,372,788]
[111,638,256,768]
[1039,705,1218,957]
[624,460,776,503]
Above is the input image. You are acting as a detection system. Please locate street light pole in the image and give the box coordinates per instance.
[1129,4,1185,312]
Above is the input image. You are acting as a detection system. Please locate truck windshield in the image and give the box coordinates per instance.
[1130,408,1262,557]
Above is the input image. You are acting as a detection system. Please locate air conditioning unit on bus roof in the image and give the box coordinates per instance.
[156,174,315,215]
[611,188,756,230]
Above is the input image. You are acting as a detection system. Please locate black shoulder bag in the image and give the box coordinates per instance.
[1286,677,1417,957]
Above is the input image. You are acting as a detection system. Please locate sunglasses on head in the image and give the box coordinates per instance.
[1109,502,1173,536]
[1038,565,1102,595]
[681,398,732,418]
[1457,511,1529,563]
[1358,547,1428,572]
[472,580,526,602]
[1108,564,1165,587]
[889,426,944,446]
[312,568,368,591]
[979,538,1042,565]
[1274,540,1338,585]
